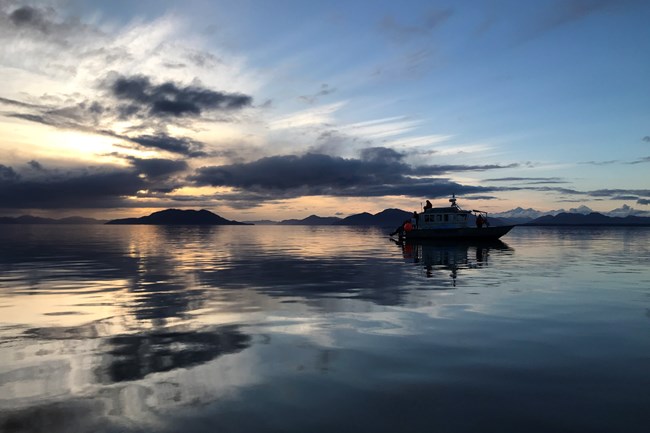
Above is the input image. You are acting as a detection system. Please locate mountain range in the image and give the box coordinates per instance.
[3,205,650,226]
[524,212,650,226]
[492,204,650,220]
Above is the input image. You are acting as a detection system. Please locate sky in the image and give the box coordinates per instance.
[0,0,649,220]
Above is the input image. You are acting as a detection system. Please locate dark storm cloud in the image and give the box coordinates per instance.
[463,195,499,200]
[533,186,650,201]
[587,188,650,198]
[9,5,50,32]
[360,146,404,162]
[643,136,650,143]
[27,160,44,170]
[126,156,188,179]
[483,176,568,185]
[129,133,207,157]
[0,167,147,209]
[107,74,253,118]
[411,163,519,176]
[485,177,564,182]
[638,199,650,205]
[2,3,100,46]
[192,153,405,190]
[0,157,190,209]
[190,152,514,202]
[0,164,19,181]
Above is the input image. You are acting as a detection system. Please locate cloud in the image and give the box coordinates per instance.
[521,0,626,41]
[0,158,190,209]
[192,153,402,191]
[129,133,208,157]
[27,160,44,171]
[412,163,519,176]
[126,156,189,179]
[627,156,650,165]
[1,82,241,160]
[533,186,650,202]
[580,160,619,166]
[1,3,102,56]
[190,151,513,204]
[106,73,253,119]
[483,176,567,185]
[9,5,49,32]
[379,9,454,43]
[359,147,404,163]
[0,96,43,109]
[268,101,346,130]
[638,199,650,205]
[298,84,337,104]
[0,166,147,209]
[0,164,19,181]
[643,136,650,143]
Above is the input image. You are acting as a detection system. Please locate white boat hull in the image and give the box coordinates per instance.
[405,225,515,240]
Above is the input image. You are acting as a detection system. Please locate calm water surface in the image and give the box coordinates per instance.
[0,225,649,432]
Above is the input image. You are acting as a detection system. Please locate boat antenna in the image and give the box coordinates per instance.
[449,194,458,209]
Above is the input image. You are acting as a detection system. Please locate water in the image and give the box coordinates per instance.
[0,225,649,433]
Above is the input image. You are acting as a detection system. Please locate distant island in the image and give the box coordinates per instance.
[0,215,106,224]
[278,215,342,225]
[106,209,248,225]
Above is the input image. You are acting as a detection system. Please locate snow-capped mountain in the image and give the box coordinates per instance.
[492,204,650,221]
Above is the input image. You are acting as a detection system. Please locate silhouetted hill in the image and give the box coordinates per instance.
[527,212,650,226]
[242,220,278,225]
[278,215,342,225]
[106,209,248,225]
[334,209,413,227]
[0,215,106,224]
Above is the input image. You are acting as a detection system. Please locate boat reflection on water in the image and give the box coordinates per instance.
[392,239,513,285]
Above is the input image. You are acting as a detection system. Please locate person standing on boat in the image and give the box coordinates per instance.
[412,211,419,228]
[476,214,485,228]
[424,200,432,210]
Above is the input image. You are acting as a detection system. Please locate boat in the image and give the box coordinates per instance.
[397,195,514,240]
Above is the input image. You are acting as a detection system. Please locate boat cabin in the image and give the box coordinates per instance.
[416,196,472,229]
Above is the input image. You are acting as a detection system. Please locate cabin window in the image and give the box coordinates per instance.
[459,215,466,221]
[444,214,449,222]
[436,215,442,222]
